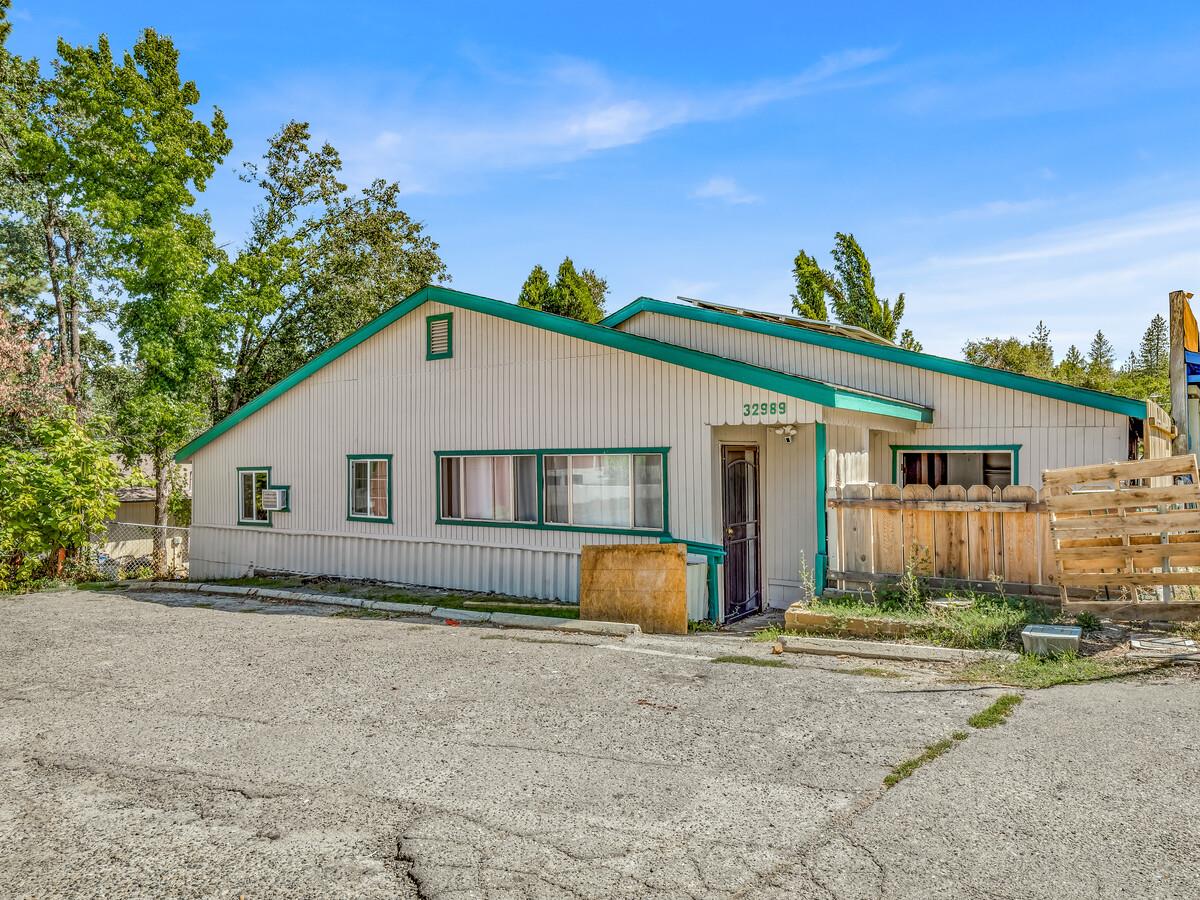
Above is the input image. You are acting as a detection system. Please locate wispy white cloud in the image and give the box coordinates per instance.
[905,197,1047,225]
[890,41,1199,121]
[691,176,760,205]
[895,200,1200,356]
[234,47,894,193]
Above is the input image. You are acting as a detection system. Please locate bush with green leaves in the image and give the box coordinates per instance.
[0,413,120,590]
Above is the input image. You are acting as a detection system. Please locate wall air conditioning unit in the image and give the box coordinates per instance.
[259,488,288,511]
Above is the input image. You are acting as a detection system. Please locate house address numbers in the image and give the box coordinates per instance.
[742,401,787,417]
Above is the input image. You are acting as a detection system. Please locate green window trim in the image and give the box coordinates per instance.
[236,466,273,527]
[426,312,453,360]
[889,444,1022,486]
[434,447,671,538]
[601,297,1149,421]
[347,454,394,523]
[176,286,930,463]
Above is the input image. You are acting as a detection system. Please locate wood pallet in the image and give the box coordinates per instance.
[1043,455,1200,602]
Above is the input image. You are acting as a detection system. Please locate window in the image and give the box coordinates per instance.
[237,468,271,525]
[895,447,1016,489]
[348,455,392,522]
[544,452,664,530]
[440,454,537,523]
[426,313,453,360]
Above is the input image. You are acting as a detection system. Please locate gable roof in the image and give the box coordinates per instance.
[176,286,932,462]
[602,297,1149,420]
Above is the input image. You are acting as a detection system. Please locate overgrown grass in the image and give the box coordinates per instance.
[711,655,791,669]
[755,592,1052,651]
[957,652,1153,689]
[689,619,720,633]
[884,732,968,787]
[967,693,1023,728]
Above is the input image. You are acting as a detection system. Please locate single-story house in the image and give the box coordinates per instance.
[176,286,1165,622]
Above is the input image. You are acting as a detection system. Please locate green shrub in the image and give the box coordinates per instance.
[0,414,119,591]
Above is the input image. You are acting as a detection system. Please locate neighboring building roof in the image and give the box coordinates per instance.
[175,286,933,462]
[117,484,192,503]
[117,486,158,503]
[602,297,1149,420]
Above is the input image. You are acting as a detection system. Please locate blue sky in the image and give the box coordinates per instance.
[9,1,1200,359]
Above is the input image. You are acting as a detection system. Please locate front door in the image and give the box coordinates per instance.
[721,445,762,622]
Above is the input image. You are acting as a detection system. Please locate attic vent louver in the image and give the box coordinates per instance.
[426,313,453,360]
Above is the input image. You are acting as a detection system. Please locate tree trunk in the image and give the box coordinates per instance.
[153,451,170,578]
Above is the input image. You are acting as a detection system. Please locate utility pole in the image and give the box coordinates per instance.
[1168,290,1193,456]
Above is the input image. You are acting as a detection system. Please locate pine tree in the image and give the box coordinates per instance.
[1055,345,1086,385]
[1137,314,1168,377]
[1084,331,1115,390]
[517,264,552,312]
[516,258,605,323]
[1029,321,1054,376]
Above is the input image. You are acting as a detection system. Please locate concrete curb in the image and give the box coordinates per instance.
[104,580,640,637]
[777,635,1019,664]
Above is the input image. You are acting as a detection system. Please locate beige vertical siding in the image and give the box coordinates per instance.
[617,312,1132,488]
[190,300,885,601]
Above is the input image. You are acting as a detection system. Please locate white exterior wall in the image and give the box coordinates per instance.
[189,300,877,602]
[617,313,1131,488]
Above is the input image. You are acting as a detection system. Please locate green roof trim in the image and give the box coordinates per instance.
[176,286,932,462]
[602,297,1150,420]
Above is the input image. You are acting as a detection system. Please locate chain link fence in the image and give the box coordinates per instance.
[90,522,191,581]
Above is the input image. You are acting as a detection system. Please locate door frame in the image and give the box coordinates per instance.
[719,442,763,622]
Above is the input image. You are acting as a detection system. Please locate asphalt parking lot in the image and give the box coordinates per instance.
[2,590,1198,898]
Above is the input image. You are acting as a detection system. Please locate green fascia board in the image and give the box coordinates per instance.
[890,443,1022,485]
[602,297,1149,420]
[176,286,930,461]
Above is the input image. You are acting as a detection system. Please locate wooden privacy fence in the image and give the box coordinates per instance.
[826,483,1057,593]
[1045,455,1200,599]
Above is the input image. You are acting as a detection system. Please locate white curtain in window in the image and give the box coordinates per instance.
[571,455,630,527]
[463,457,494,519]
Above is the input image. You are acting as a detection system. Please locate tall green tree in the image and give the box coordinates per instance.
[211,121,448,417]
[49,26,231,549]
[516,257,606,323]
[0,3,112,407]
[517,264,553,311]
[790,232,919,350]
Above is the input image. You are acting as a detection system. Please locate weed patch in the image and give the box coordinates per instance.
[968,693,1023,729]
[843,666,905,679]
[333,607,411,620]
[884,732,967,787]
[957,652,1154,689]
[712,655,791,669]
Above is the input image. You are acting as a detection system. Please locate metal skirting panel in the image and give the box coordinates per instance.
[189,526,582,602]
